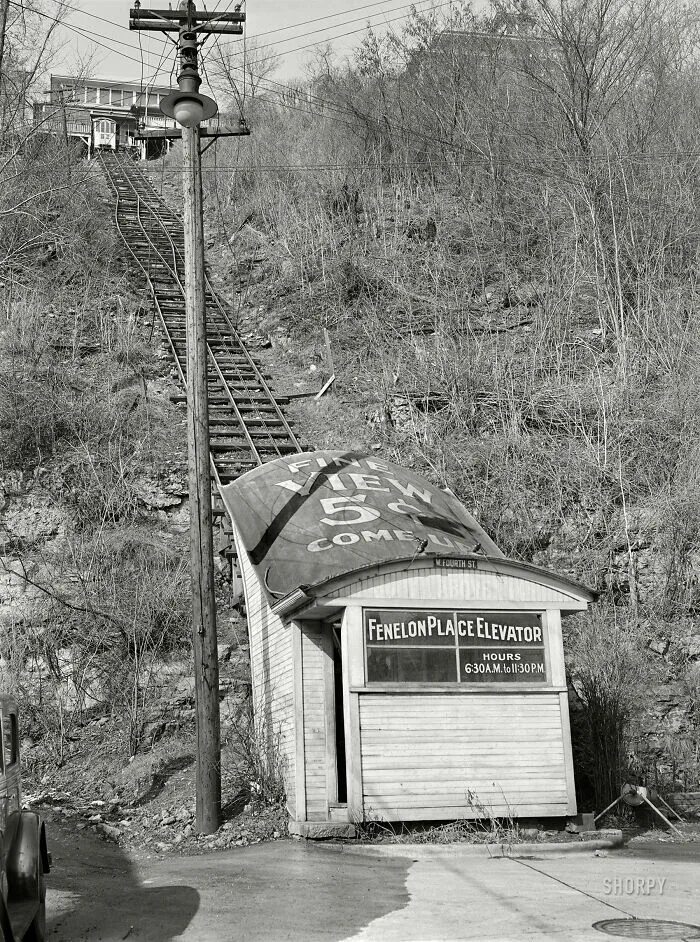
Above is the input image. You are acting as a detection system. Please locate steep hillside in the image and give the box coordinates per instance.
[1,0,698,829]
[166,0,700,807]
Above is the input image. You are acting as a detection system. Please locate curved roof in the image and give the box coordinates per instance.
[221,450,502,602]
[271,552,597,617]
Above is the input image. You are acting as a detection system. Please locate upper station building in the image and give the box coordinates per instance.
[32,74,180,159]
[222,451,595,838]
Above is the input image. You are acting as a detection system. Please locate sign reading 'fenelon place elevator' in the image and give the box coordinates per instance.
[364,609,547,684]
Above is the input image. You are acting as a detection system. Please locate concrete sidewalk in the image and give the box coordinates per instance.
[342,839,700,941]
[45,817,700,941]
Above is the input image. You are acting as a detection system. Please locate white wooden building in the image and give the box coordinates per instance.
[222,451,595,837]
[32,75,182,159]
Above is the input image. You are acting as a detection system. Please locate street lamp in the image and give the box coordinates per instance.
[159,27,217,129]
[160,87,218,128]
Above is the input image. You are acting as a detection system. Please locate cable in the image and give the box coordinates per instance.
[5,1,171,77]
[32,0,446,83]
[17,3,700,177]
[143,35,174,130]
[215,0,452,61]
[243,81,490,163]
[137,16,146,133]
[211,64,700,174]
[198,3,253,323]
[242,1,247,107]
[63,0,430,50]
[510,859,637,920]
[200,0,245,113]
[198,21,499,165]
[70,0,418,39]
[48,150,696,176]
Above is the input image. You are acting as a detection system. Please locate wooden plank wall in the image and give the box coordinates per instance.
[302,628,330,821]
[233,531,296,816]
[359,692,570,820]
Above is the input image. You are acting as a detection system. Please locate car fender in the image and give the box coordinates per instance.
[4,811,46,903]
[0,891,15,942]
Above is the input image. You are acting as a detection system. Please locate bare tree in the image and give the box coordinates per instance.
[511,0,684,154]
[210,36,282,106]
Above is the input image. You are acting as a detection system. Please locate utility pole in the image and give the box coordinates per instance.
[0,0,9,83]
[130,0,245,835]
[0,0,9,140]
[57,88,71,182]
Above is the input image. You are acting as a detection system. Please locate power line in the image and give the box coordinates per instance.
[6,0,172,76]
[65,0,410,46]
[214,0,453,63]
[14,2,700,178]
[17,0,445,103]
[215,0,442,55]
[132,152,700,173]
[32,0,446,83]
[28,0,453,158]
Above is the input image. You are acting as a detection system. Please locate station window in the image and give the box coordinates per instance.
[367,646,456,683]
[364,608,547,684]
[3,713,17,767]
[85,86,97,104]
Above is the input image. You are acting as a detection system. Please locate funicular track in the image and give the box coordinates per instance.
[99,152,302,491]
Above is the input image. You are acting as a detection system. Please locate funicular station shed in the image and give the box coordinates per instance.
[222,451,595,837]
[32,75,180,159]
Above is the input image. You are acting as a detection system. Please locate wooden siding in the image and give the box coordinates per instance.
[325,566,584,607]
[302,628,329,821]
[234,529,296,816]
[358,692,572,820]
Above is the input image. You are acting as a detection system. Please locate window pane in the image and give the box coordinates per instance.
[367,647,457,683]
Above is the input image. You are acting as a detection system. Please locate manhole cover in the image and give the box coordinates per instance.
[593,919,700,940]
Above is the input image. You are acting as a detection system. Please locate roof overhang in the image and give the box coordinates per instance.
[270,553,597,622]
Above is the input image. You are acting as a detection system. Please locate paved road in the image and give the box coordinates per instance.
[46,820,700,941]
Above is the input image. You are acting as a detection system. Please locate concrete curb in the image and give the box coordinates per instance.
[321,831,624,859]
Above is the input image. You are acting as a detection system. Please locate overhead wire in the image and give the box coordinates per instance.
[14,1,699,180]
[22,0,447,88]
[200,0,246,116]
[214,0,443,59]
[68,152,698,173]
[137,14,145,130]
[6,0,172,80]
[70,0,419,45]
[211,2,257,325]
[145,33,176,107]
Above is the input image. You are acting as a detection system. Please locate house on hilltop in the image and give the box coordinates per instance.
[32,74,182,159]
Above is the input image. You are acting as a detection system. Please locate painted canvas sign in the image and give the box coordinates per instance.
[221,451,501,600]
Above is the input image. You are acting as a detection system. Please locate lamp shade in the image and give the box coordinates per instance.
[173,95,204,128]
[160,90,218,127]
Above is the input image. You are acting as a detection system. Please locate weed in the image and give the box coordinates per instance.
[222,704,286,807]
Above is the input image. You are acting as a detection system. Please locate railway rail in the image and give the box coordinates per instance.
[99,151,302,490]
